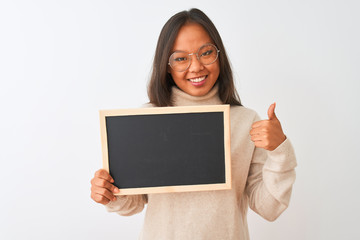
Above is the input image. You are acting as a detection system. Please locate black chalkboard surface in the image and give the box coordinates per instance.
[99,105,231,195]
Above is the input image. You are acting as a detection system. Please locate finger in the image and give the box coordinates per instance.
[91,192,111,205]
[254,138,271,149]
[95,169,114,183]
[253,140,266,149]
[92,178,119,193]
[267,102,277,120]
[250,134,263,142]
[249,128,258,136]
[92,186,117,202]
[251,120,267,129]
[250,125,270,136]
[250,129,261,137]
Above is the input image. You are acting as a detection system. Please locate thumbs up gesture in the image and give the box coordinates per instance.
[250,103,287,151]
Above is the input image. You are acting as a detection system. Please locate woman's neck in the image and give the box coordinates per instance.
[171,84,222,106]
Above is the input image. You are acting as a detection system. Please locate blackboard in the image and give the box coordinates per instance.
[99,105,231,195]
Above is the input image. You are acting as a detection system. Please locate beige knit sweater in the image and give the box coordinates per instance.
[106,85,297,240]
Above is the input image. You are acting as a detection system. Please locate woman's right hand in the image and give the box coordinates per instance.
[91,169,120,205]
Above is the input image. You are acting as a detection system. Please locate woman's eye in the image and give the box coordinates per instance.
[174,57,187,62]
[201,50,213,56]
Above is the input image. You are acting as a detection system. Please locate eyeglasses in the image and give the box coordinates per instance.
[168,43,220,72]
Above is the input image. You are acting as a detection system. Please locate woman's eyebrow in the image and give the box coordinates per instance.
[172,42,214,53]
[172,49,187,52]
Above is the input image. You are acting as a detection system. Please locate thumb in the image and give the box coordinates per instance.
[267,102,277,120]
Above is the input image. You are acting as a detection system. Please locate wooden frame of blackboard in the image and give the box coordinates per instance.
[99,105,231,195]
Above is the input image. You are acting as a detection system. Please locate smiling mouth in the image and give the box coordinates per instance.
[188,75,207,83]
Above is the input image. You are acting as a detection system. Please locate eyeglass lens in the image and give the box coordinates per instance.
[169,44,219,72]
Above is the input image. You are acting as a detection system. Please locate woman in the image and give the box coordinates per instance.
[91,8,296,239]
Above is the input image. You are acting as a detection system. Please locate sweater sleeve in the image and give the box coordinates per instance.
[105,194,148,216]
[245,118,297,221]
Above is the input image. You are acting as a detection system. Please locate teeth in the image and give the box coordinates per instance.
[189,76,206,83]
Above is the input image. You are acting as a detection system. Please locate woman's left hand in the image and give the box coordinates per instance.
[250,103,287,151]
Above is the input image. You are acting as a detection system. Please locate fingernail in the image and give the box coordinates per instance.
[110,179,114,183]
[114,187,119,193]
[113,196,117,201]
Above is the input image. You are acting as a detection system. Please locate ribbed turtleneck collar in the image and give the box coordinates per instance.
[171,84,223,106]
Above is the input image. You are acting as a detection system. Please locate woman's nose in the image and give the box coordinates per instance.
[188,54,204,72]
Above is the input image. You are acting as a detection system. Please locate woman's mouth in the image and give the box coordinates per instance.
[188,75,207,86]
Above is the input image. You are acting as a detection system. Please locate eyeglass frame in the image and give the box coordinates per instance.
[168,43,220,72]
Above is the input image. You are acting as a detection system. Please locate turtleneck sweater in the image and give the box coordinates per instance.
[106,85,297,240]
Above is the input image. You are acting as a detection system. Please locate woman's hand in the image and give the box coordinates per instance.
[91,169,120,205]
[250,103,286,151]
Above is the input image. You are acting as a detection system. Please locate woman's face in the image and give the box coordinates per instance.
[169,23,220,97]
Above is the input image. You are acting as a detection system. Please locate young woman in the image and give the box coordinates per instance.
[91,8,296,240]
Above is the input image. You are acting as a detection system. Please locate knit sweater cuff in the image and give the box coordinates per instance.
[105,196,127,211]
[263,138,297,172]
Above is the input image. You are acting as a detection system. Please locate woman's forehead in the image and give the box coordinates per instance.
[171,23,214,52]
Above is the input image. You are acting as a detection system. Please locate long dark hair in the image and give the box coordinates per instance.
[148,8,242,107]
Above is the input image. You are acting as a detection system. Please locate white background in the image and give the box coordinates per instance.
[1,0,359,239]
